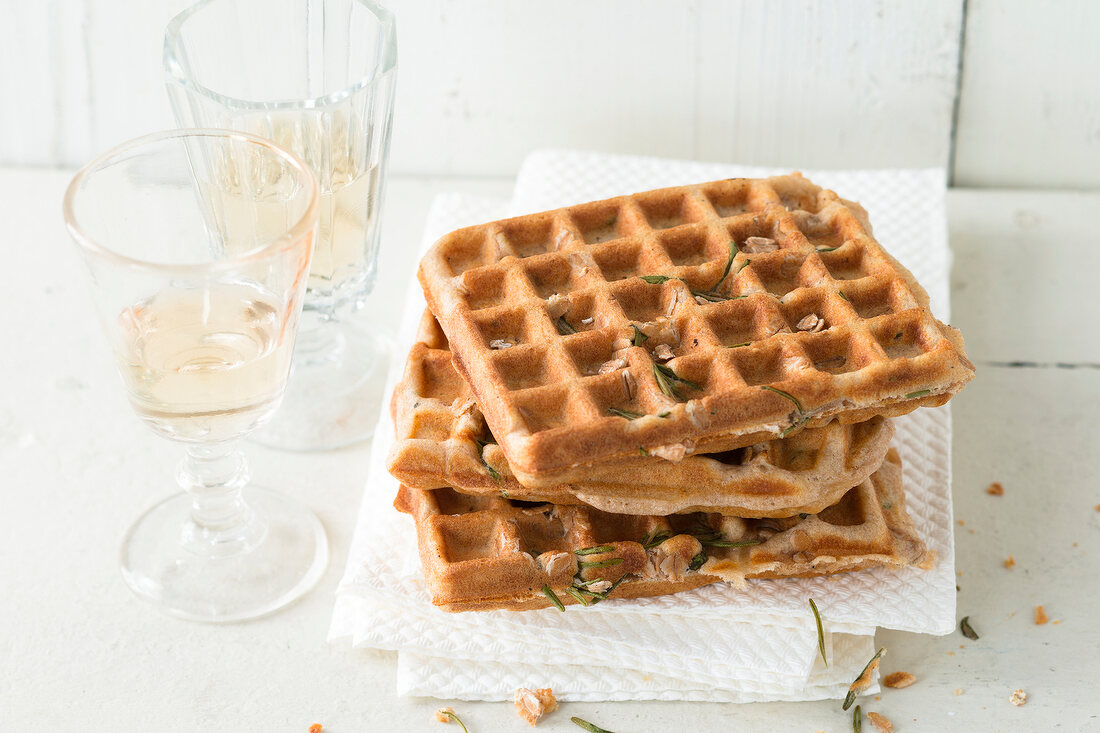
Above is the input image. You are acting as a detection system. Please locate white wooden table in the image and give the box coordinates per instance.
[2,169,1097,731]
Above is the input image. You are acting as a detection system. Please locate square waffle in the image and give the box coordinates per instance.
[388,310,896,518]
[418,174,973,484]
[395,448,926,612]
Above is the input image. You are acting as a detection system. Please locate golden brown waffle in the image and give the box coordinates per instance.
[418,174,973,484]
[395,448,925,612]
[388,310,896,517]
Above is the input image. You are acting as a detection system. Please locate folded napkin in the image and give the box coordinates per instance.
[330,152,957,702]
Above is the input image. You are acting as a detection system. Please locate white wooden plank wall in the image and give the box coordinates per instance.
[1,0,1098,189]
[953,0,1100,189]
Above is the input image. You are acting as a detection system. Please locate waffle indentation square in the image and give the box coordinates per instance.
[663,355,715,397]
[728,215,782,250]
[436,515,498,561]
[415,352,465,404]
[634,190,698,230]
[820,248,867,281]
[586,371,649,417]
[441,230,491,276]
[564,331,616,376]
[524,255,575,298]
[555,293,603,334]
[703,180,752,218]
[794,212,846,251]
[497,217,555,258]
[591,240,645,281]
[816,487,864,526]
[492,347,551,391]
[658,226,712,266]
[801,331,864,375]
[409,412,451,442]
[728,343,787,387]
[461,266,508,310]
[513,387,572,433]
[779,292,832,334]
[473,308,527,347]
[513,512,569,555]
[871,318,926,360]
[571,202,624,244]
[750,254,810,297]
[844,279,895,320]
[704,299,761,347]
[612,279,673,323]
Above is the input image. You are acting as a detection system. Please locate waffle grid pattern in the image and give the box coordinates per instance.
[389,310,896,518]
[419,175,973,480]
[396,450,923,612]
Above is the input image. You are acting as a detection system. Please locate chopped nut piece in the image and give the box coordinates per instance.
[546,293,570,319]
[653,343,675,361]
[796,313,825,332]
[649,443,688,462]
[540,552,576,578]
[694,295,710,306]
[986,482,1004,496]
[580,317,594,325]
[552,228,573,250]
[1035,605,1048,625]
[489,339,514,350]
[587,579,612,593]
[514,687,558,726]
[621,369,637,400]
[493,231,509,257]
[434,709,454,724]
[883,671,916,689]
[1010,689,1028,706]
[1004,555,1016,569]
[866,711,893,733]
[742,236,778,253]
[598,358,627,374]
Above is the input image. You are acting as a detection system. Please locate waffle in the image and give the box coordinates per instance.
[418,174,973,484]
[395,448,926,612]
[389,310,896,518]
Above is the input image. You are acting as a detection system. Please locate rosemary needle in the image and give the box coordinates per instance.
[853,704,862,733]
[809,598,828,669]
[541,584,566,612]
[843,647,885,710]
[571,717,615,733]
[960,615,979,640]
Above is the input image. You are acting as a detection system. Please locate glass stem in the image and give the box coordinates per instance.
[177,440,264,557]
[292,308,347,368]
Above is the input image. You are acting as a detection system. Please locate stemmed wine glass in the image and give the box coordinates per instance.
[164,0,398,451]
[64,129,328,622]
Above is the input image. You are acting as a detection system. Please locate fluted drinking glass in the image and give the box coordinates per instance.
[165,0,398,450]
[64,130,327,622]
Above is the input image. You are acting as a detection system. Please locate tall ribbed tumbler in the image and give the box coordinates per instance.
[165,0,398,449]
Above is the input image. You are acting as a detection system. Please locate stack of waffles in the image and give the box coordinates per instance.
[388,173,973,613]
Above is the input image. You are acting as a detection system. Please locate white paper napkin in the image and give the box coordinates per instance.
[331,151,957,702]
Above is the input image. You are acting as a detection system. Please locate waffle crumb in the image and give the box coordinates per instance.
[883,671,916,689]
[953,688,964,695]
[986,482,1004,495]
[1004,555,1016,569]
[514,687,557,726]
[1035,605,1049,625]
[434,708,454,723]
[1010,689,1028,706]
[308,725,322,733]
[866,711,893,733]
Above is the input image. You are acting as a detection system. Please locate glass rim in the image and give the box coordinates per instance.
[62,128,320,275]
[163,0,396,111]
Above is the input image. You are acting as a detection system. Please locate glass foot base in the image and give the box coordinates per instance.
[120,486,328,623]
[252,320,391,451]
